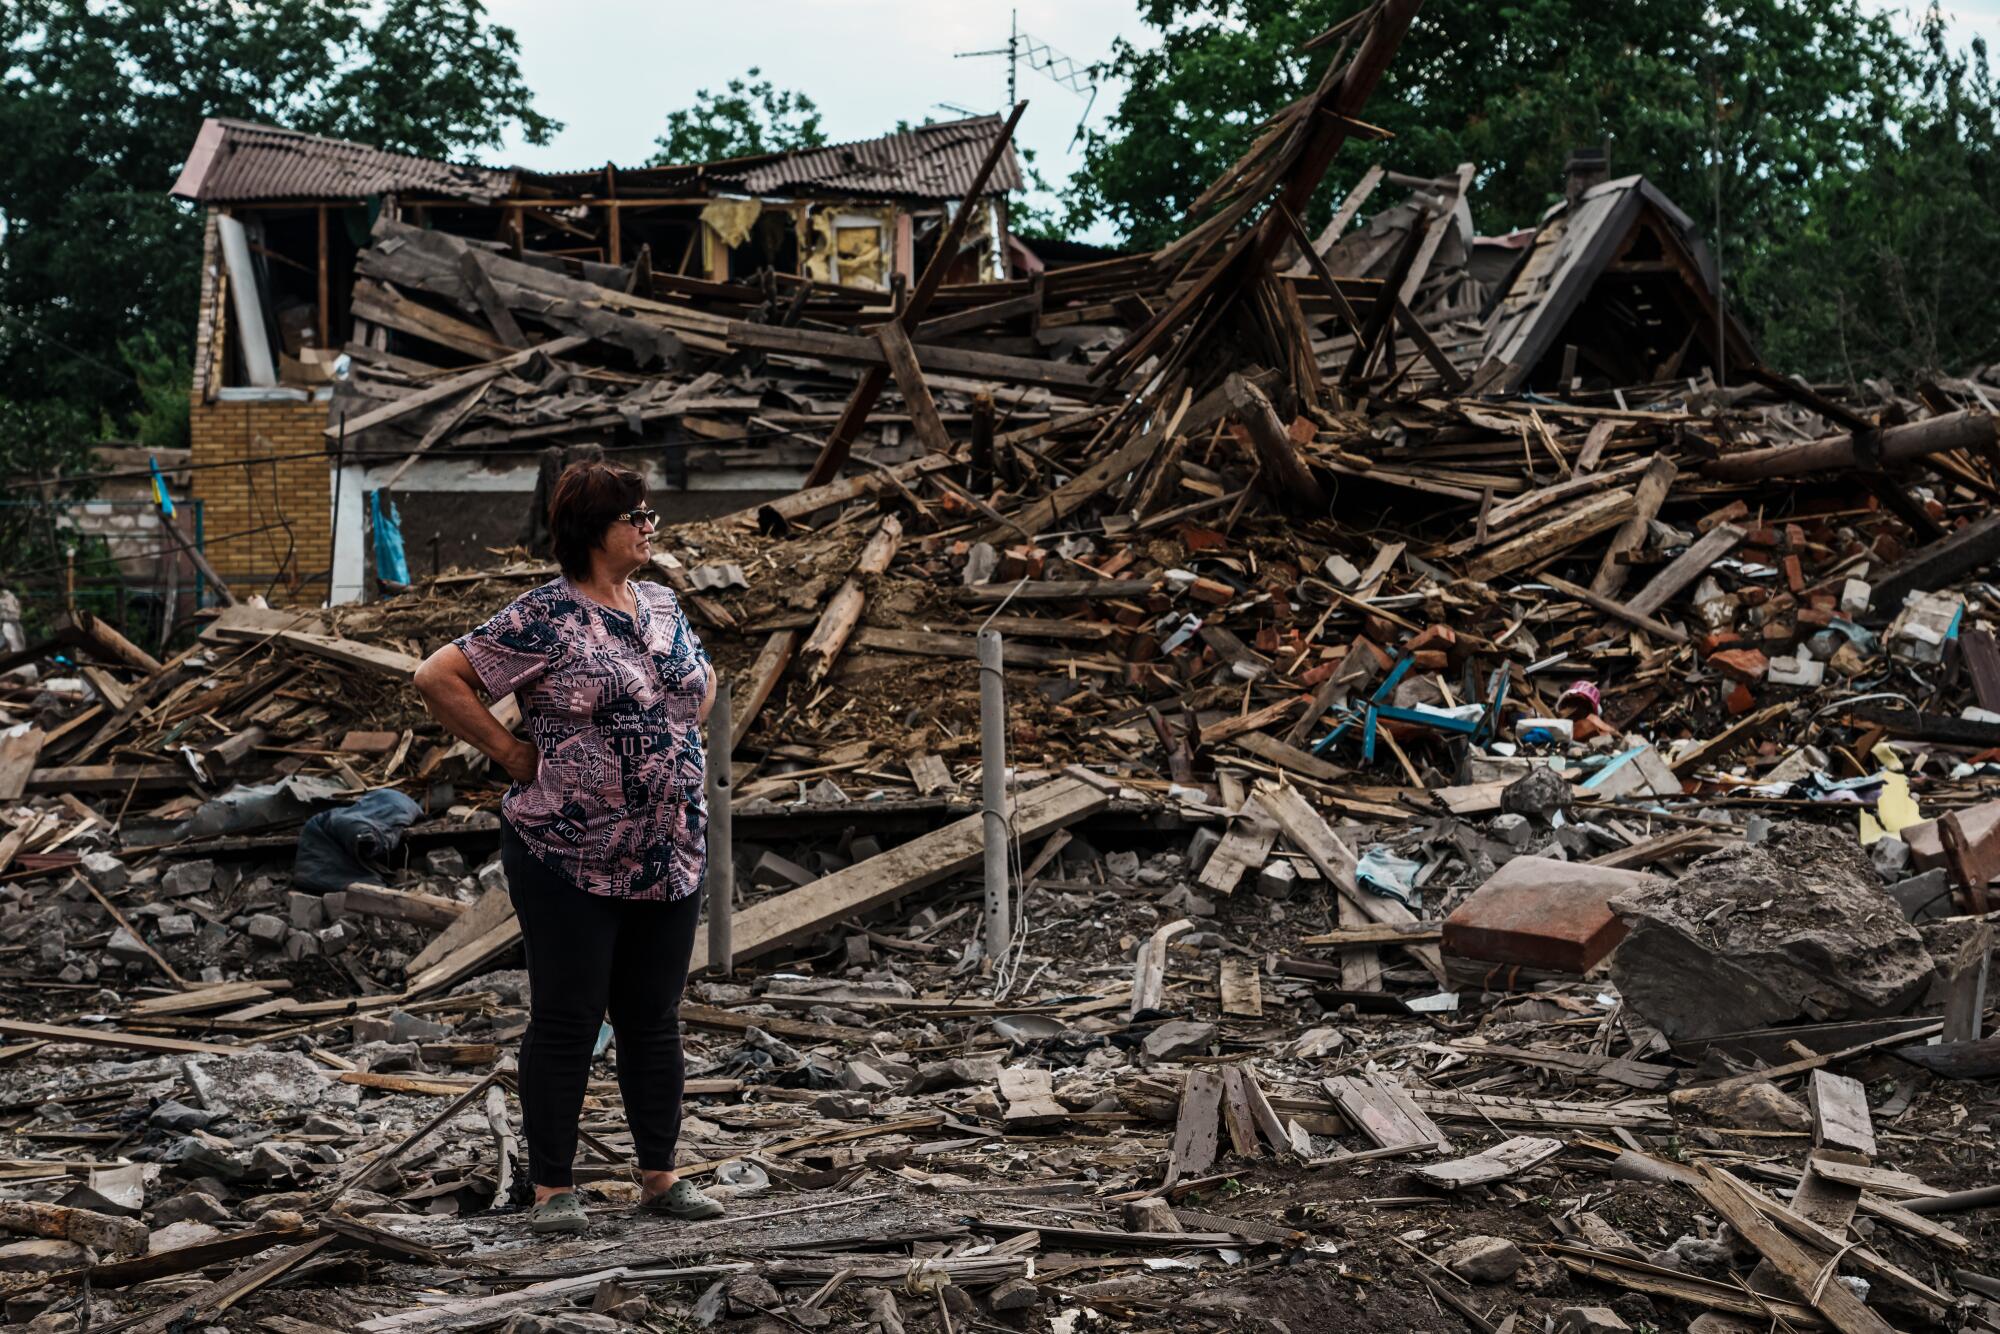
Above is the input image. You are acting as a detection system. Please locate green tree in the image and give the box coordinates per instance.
[1069,1,1908,243]
[1063,0,1914,374]
[650,67,828,165]
[0,0,556,418]
[1748,12,2000,380]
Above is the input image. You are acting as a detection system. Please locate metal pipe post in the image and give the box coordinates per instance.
[977,629,1011,960]
[706,678,734,974]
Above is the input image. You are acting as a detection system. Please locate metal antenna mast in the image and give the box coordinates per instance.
[955,9,1099,143]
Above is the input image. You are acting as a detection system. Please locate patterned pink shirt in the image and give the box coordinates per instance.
[454,578,712,901]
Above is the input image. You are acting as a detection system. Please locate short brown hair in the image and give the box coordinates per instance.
[549,462,645,580]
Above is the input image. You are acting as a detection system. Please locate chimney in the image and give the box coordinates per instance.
[1563,147,1609,207]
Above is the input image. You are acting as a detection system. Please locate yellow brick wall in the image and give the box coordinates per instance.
[188,400,334,603]
[189,207,337,606]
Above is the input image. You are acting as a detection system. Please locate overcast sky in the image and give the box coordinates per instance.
[483,1,2000,245]
[485,0,1148,240]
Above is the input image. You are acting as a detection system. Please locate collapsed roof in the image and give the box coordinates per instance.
[170,113,1025,208]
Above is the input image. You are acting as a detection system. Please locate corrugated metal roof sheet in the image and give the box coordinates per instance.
[171,118,515,204]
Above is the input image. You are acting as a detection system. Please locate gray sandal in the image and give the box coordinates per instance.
[528,1191,588,1234]
[640,1179,723,1220]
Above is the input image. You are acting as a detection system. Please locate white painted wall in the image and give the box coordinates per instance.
[325,455,808,604]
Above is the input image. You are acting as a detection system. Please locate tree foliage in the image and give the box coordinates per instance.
[0,0,556,420]
[1061,0,2000,381]
[650,67,827,165]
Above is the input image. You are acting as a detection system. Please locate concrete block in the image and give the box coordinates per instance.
[160,859,215,897]
[243,913,287,945]
[1254,859,1298,899]
[749,851,814,890]
[105,927,154,964]
[286,892,326,931]
[1889,868,1952,921]
[1443,856,1662,973]
[1186,825,1222,874]
[80,852,129,893]
[1766,654,1824,687]
[1438,1234,1523,1282]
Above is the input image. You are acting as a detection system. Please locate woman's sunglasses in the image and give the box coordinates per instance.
[616,508,661,529]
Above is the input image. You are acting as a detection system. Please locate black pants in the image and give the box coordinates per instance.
[502,824,701,1188]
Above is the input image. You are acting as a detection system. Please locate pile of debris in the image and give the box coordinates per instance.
[5,2,2000,1331]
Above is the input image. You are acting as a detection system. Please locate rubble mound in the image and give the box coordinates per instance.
[1607,822,1933,1039]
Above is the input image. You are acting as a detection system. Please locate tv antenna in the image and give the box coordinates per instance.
[955,9,1100,146]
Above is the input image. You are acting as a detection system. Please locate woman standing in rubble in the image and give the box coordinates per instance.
[413,460,724,1234]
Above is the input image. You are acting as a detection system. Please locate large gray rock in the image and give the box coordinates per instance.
[1608,823,1934,1040]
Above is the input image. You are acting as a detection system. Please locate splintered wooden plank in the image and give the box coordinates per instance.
[1462,489,1635,583]
[875,321,953,455]
[0,726,44,801]
[1256,781,1446,983]
[1165,1069,1223,1187]
[1335,890,1383,992]
[399,917,522,1001]
[1626,522,1746,617]
[210,625,420,679]
[406,884,516,979]
[1198,795,1278,894]
[1808,1069,1877,1158]
[325,335,585,439]
[905,753,955,796]
[689,774,1110,973]
[1217,957,1263,1018]
[1794,1149,1867,1234]
[0,1019,238,1057]
[1241,1067,1309,1158]
[1218,1066,1261,1157]
[731,629,802,752]
[1416,1135,1562,1189]
[1324,1072,1449,1151]
[988,427,1165,542]
[1693,1166,1896,1334]
[1801,1158,1944,1198]
[1130,918,1194,1019]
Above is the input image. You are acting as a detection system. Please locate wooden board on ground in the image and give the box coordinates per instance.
[1416,1135,1562,1189]
[1324,1071,1450,1151]
[1334,890,1383,992]
[0,727,45,801]
[1808,1069,1877,1158]
[1198,794,1277,894]
[1165,1069,1223,1187]
[688,773,1111,973]
[406,884,516,978]
[1692,1165,1895,1334]
[0,1019,239,1057]
[1218,957,1263,1018]
[1256,780,1447,983]
[1230,730,1347,782]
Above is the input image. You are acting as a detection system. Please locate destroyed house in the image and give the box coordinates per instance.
[170,115,1027,601]
[1309,155,1755,396]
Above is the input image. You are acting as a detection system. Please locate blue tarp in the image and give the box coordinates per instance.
[370,490,410,586]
